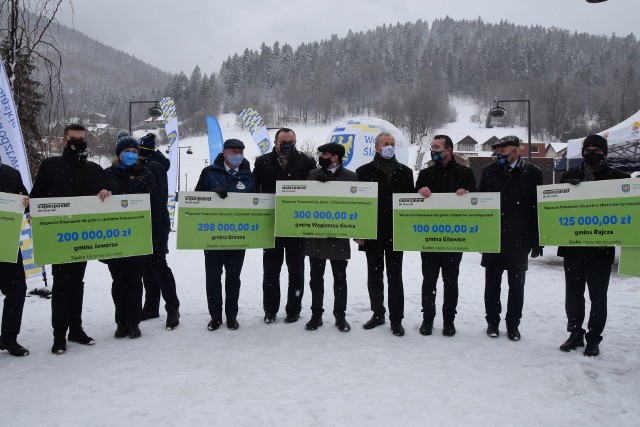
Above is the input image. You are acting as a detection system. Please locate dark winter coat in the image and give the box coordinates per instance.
[195,153,255,194]
[478,157,543,271]
[30,148,105,198]
[304,166,359,260]
[557,162,630,264]
[103,162,164,254]
[0,164,28,196]
[356,154,414,251]
[141,150,171,236]
[252,148,316,194]
[414,159,477,194]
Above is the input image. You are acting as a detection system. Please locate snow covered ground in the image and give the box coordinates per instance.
[3,100,639,426]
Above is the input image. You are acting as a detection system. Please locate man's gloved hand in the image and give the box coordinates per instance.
[215,187,228,199]
[531,246,544,258]
[316,174,329,183]
[567,178,581,186]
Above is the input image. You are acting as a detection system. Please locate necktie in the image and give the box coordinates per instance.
[230,169,237,176]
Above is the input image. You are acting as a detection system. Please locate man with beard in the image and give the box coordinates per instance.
[414,135,476,337]
[31,124,108,355]
[557,135,630,357]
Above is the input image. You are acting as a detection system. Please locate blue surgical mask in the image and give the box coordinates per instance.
[380,145,395,159]
[121,151,138,166]
[431,150,444,163]
[227,153,244,168]
[496,153,510,166]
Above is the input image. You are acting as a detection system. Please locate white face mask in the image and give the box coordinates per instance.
[380,145,395,159]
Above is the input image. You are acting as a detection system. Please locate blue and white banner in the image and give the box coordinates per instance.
[161,97,179,196]
[0,55,32,190]
[207,115,224,162]
[239,108,271,154]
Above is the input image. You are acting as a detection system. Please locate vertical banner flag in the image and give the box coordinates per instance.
[1,54,40,278]
[162,97,179,196]
[239,108,271,154]
[206,115,224,162]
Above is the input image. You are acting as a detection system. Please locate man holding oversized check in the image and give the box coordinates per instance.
[547,135,631,357]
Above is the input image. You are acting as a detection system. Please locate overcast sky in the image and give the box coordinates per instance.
[57,0,638,75]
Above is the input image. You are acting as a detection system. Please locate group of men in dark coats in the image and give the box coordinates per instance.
[0,123,628,357]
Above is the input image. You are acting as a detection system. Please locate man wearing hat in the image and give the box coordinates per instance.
[195,139,255,331]
[478,135,543,341]
[137,133,181,330]
[557,134,629,357]
[303,143,358,332]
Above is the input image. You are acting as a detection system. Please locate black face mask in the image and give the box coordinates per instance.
[66,138,88,164]
[318,157,332,169]
[583,151,604,166]
[278,142,295,156]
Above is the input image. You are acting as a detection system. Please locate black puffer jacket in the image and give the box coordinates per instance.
[141,150,171,236]
[414,159,477,193]
[30,148,105,198]
[356,154,414,251]
[557,162,630,263]
[253,148,316,194]
[104,162,164,254]
[478,158,543,271]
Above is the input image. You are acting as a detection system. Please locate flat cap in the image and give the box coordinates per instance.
[223,138,245,149]
[317,143,345,158]
[491,135,520,149]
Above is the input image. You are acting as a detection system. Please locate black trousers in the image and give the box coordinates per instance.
[262,237,305,317]
[420,252,463,323]
[142,252,180,315]
[108,257,144,325]
[365,248,404,323]
[484,267,526,328]
[0,252,26,343]
[204,249,245,320]
[308,257,348,318]
[563,255,612,344]
[51,261,87,338]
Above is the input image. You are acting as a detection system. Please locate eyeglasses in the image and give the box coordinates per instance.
[279,140,296,144]
[67,138,87,143]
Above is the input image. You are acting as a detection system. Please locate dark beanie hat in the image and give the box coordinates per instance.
[139,133,156,153]
[582,134,608,156]
[317,142,345,159]
[223,138,245,149]
[116,136,139,156]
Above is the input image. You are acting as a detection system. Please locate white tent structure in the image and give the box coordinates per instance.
[567,110,640,169]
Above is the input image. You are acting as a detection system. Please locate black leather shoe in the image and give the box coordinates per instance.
[0,339,29,356]
[507,327,521,341]
[391,323,405,337]
[442,322,456,337]
[419,320,433,336]
[584,342,600,357]
[166,309,180,330]
[52,337,66,354]
[363,314,385,330]
[305,315,323,331]
[559,331,585,352]
[68,328,95,345]
[335,317,351,332]
[114,324,128,339]
[208,318,222,331]
[128,324,142,339]
[284,314,300,324]
[486,323,499,338]
[264,313,276,324]
[226,318,239,330]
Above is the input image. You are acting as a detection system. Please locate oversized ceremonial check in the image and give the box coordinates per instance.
[537,179,640,246]
[275,180,378,238]
[30,195,152,264]
[176,191,275,250]
[392,192,501,252]
[619,247,640,278]
[0,192,25,262]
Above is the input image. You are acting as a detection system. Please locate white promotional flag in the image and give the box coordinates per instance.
[161,97,179,196]
[0,54,32,190]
